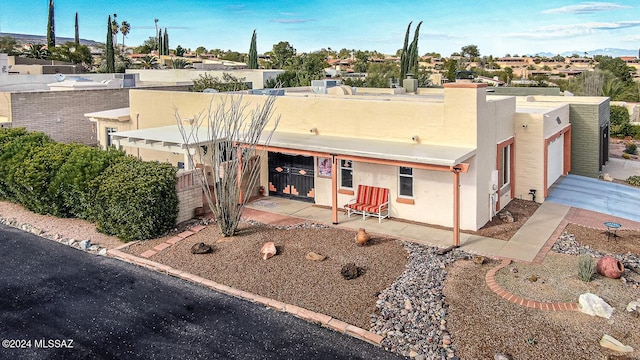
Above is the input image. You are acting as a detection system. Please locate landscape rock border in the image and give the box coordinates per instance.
[0,216,109,255]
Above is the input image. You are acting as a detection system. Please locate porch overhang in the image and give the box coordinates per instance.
[259,132,476,169]
[108,125,216,153]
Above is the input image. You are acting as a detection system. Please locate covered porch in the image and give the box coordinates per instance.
[254,131,475,246]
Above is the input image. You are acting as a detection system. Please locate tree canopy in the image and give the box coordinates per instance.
[271,41,296,69]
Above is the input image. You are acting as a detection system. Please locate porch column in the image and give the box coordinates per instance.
[184,149,195,170]
[452,168,462,247]
[331,155,338,224]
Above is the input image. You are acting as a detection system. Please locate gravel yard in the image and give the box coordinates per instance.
[3,198,640,359]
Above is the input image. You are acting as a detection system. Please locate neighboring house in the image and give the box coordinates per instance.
[0,76,190,145]
[86,82,608,243]
[124,69,284,90]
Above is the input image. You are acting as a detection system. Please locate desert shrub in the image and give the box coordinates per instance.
[50,145,126,219]
[0,128,53,201]
[12,142,75,215]
[624,141,638,155]
[92,157,179,241]
[610,105,633,138]
[627,175,640,187]
[622,153,631,159]
[578,255,596,282]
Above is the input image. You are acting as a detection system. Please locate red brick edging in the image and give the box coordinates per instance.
[485,259,579,311]
[106,248,384,346]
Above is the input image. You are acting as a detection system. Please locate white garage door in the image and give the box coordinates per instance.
[547,135,564,187]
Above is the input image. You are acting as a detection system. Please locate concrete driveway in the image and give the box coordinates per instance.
[546,174,640,222]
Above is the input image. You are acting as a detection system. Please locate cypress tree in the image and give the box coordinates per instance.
[163,28,169,55]
[158,28,163,55]
[248,29,258,69]
[46,0,55,48]
[407,21,423,76]
[399,22,412,87]
[106,15,115,73]
[74,12,79,45]
[399,21,422,86]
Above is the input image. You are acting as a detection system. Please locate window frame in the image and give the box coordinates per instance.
[398,166,414,198]
[105,127,118,147]
[339,159,353,190]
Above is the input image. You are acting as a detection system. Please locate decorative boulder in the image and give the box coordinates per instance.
[341,263,361,280]
[578,293,614,319]
[355,228,371,246]
[498,210,514,223]
[596,256,624,279]
[627,299,640,318]
[305,252,326,261]
[191,242,213,254]
[260,242,277,260]
[599,334,634,353]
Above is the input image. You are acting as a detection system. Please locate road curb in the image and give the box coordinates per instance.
[106,248,385,347]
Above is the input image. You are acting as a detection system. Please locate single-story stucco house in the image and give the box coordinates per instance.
[85,82,609,244]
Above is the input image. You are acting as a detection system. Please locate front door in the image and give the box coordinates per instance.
[600,125,609,169]
[268,152,315,202]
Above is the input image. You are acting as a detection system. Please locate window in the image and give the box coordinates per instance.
[500,144,511,189]
[340,160,353,189]
[399,166,413,197]
[105,127,117,147]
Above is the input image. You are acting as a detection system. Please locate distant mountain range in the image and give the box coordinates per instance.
[530,48,639,58]
[0,32,103,47]
[2,32,638,58]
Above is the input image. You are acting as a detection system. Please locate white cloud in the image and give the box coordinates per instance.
[542,2,631,14]
[505,21,640,39]
[271,18,314,24]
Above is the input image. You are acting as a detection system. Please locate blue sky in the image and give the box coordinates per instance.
[1,1,639,56]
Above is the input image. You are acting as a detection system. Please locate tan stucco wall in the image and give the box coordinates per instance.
[514,112,545,202]
[95,86,524,230]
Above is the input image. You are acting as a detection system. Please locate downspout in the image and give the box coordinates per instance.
[136,112,140,159]
[331,155,338,225]
[453,169,461,247]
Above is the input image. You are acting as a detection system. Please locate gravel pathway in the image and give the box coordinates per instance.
[370,242,470,359]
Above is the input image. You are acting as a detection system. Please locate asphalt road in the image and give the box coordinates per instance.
[0,224,404,360]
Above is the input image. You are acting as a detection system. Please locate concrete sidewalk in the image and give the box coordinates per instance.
[245,198,570,263]
[602,158,640,180]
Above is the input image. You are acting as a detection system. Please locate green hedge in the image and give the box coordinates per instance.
[50,145,125,219]
[0,128,53,202]
[0,128,179,241]
[93,157,179,241]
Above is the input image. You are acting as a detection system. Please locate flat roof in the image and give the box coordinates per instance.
[264,131,476,167]
[84,107,131,121]
[110,125,476,167]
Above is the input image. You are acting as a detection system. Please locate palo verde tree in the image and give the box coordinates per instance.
[399,21,422,86]
[248,29,258,69]
[47,0,55,48]
[106,15,115,73]
[176,94,281,237]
